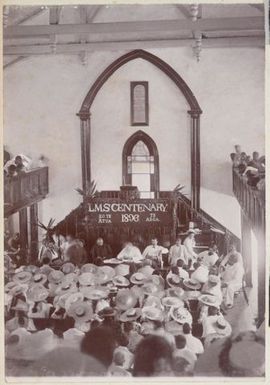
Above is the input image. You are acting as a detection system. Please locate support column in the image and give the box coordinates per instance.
[19,207,28,254]
[257,229,265,327]
[241,211,252,286]
[189,111,201,213]
[77,111,91,193]
[30,203,39,263]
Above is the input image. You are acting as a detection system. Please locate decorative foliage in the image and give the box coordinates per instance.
[75,180,98,200]
[36,218,55,241]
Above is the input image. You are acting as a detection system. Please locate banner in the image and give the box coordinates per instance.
[87,199,173,226]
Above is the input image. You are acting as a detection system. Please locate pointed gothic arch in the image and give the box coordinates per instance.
[78,49,202,210]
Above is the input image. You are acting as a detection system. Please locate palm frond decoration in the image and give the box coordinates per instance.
[36,218,55,231]
[75,180,98,199]
[173,184,187,195]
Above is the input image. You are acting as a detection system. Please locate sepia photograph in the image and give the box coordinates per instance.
[2,1,267,380]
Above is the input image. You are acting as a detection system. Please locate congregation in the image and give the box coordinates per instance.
[4,227,265,377]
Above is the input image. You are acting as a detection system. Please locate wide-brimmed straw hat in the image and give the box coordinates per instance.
[115,289,137,310]
[13,271,32,285]
[64,292,84,311]
[55,281,78,297]
[5,329,58,361]
[130,272,147,285]
[61,262,76,275]
[141,282,164,298]
[142,306,164,322]
[137,265,155,277]
[213,316,232,336]
[198,294,220,308]
[165,287,185,299]
[62,272,79,285]
[48,270,64,284]
[162,296,185,309]
[147,275,165,288]
[143,295,162,309]
[32,273,47,285]
[183,278,201,290]
[170,306,192,324]
[67,301,93,322]
[95,266,115,284]
[5,281,19,293]
[167,274,183,288]
[78,272,96,286]
[114,264,130,277]
[26,283,49,302]
[112,275,130,287]
[165,320,184,336]
[81,263,98,274]
[79,286,109,300]
[119,308,141,322]
[9,284,28,297]
[98,306,116,318]
[24,265,40,274]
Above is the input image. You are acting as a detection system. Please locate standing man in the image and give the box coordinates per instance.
[183,230,198,268]
[168,237,188,266]
[142,237,168,268]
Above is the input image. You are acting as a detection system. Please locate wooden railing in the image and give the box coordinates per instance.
[232,168,265,234]
[4,167,49,217]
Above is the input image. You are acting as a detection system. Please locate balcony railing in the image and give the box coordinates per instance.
[232,168,265,233]
[4,167,49,217]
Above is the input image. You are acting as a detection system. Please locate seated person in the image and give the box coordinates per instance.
[168,237,188,266]
[173,335,197,374]
[142,237,168,268]
[90,237,113,264]
[201,275,223,305]
[198,244,219,268]
[182,323,204,356]
[38,239,59,263]
[219,244,243,269]
[117,241,142,262]
[221,253,244,309]
[190,261,209,284]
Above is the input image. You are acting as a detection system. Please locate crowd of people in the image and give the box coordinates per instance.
[4,229,265,377]
[4,148,47,177]
[230,144,265,191]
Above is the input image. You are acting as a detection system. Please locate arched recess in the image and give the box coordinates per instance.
[122,130,160,197]
[77,49,202,210]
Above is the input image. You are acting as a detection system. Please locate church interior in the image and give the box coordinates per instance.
[3,3,267,378]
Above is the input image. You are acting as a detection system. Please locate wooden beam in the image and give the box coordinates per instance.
[30,203,39,263]
[4,17,264,38]
[3,36,264,56]
[3,56,28,69]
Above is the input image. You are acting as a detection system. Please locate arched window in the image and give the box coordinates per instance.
[123,131,159,198]
[130,81,149,126]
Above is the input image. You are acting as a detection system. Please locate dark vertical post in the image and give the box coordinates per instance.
[19,207,28,255]
[189,111,201,213]
[257,229,265,327]
[78,111,91,194]
[30,203,39,263]
[241,211,252,287]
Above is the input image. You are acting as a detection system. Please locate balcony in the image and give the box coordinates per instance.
[232,168,265,233]
[4,167,49,217]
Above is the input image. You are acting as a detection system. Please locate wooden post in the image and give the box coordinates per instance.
[241,211,252,287]
[78,111,91,194]
[189,111,201,214]
[30,203,39,263]
[257,229,265,327]
[19,207,28,257]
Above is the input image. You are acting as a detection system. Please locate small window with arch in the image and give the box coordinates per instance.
[130,81,149,126]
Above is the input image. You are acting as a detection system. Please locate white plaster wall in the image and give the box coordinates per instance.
[4,46,264,236]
